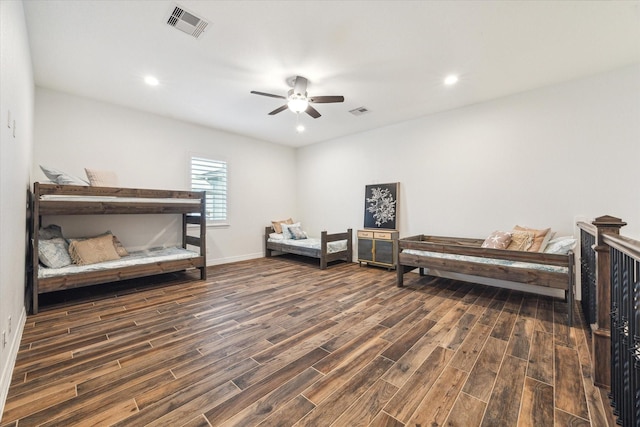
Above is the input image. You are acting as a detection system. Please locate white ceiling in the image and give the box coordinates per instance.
[23,1,640,147]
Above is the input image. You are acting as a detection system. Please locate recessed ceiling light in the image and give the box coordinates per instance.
[444,75,459,86]
[296,124,305,133]
[144,75,159,86]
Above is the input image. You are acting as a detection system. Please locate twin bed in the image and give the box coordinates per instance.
[396,234,575,325]
[264,226,352,270]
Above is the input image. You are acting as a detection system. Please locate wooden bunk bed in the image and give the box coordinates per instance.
[396,234,575,325]
[29,182,207,314]
[264,226,353,269]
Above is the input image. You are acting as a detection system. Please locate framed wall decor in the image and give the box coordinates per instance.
[363,182,398,230]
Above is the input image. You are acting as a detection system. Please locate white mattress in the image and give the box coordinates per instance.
[40,195,198,204]
[268,237,348,254]
[401,249,568,274]
[38,246,200,278]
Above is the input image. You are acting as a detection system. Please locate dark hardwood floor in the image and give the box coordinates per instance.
[1,256,614,426]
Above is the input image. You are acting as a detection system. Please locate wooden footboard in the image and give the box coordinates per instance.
[396,234,574,325]
[265,226,352,269]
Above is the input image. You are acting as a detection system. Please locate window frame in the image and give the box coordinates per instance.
[189,154,229,227]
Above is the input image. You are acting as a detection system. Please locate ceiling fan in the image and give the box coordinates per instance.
[251,76,344,119]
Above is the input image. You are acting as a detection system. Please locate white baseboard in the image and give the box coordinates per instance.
[207,252,263,266]
[0,306,26,417]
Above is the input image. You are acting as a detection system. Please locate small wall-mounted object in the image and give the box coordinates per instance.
[13,119,16,138]
[7,110,11,128]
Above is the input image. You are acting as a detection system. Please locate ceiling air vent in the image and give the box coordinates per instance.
[166,4,209,39]
[349,106,370,116]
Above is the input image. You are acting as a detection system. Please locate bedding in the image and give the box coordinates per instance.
[38,247,200,278]
[402,249,569,274]
[267,236,348,254]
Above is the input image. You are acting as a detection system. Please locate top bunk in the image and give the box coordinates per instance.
[33,182,206,215]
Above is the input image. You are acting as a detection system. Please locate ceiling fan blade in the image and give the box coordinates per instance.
[308,95,345,104]
[305,105,321,119]
[293,76,308,95]
[268,104,289,115]
[251,90,287,100]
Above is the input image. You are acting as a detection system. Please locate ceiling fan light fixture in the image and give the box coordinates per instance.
[287,94,308,114]
[444,74,459,86]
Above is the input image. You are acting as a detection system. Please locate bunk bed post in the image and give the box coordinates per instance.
[31,182,41,314]
[346,229,353,263]
[591,215,627,389]
[199,191,206,280]
[320,231,328,269]
[265,227,273,257]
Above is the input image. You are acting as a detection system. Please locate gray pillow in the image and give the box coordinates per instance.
[38,237,72,268]
[40,165,89,185]
[39,224,64,240]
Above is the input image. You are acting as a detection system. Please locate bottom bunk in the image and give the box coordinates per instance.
[265,226,353,269]
[34,247,206,310]
[397,234,575,325]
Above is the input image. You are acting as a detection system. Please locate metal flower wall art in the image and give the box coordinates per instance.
[364,183,398,229]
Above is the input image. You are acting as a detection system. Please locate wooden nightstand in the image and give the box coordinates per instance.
[357,229,399,269]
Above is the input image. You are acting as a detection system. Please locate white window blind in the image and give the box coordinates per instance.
[191,156,227,223]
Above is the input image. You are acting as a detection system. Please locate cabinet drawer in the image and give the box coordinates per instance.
[373,231,393,240]
[358,231,374,238]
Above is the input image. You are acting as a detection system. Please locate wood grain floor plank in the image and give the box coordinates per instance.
[462,336,507,402]
[406,365,467,426]
[296,356,394,427]
[383,345,454,421]
[328,379,398,427]
[204,347,329,424]
[480,354,527,427]
[443,392,486,427]
[518,377,554,427]
[219,367,321,427]
[555,344,589,420]
[528,329,554,385]
[255,395,315,427]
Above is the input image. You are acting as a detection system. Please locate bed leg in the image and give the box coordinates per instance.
[200,266,207,280]
[419,268,425,276]
[397,266,404,287]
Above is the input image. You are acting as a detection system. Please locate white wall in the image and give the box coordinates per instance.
[0,0,34,414]
[33,88,297,264]
[297,64,640,241]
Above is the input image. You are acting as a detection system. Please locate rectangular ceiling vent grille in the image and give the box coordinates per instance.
[349,106,370,116]
[167,4,209,39]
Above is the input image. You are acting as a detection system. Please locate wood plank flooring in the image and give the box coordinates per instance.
[1,255,614,426]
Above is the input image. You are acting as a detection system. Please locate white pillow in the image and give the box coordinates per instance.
[280,222,301,239]
[40,165,89,185]
[269,233,284,240]
[85,168,119,187]
[544,236,577,255]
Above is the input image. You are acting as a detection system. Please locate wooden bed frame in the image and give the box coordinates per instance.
[396,234,575,325]
[264,226,353,269]
[29,182,207,314]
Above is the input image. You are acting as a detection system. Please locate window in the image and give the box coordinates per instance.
[191,156,227,224]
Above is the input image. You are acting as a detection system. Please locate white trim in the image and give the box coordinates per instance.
[206,252,263,266]
[0,306,26,417]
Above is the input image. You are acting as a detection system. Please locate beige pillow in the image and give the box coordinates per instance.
[85,168,119,187]
[481,231,512,249]
[271,218,293,234]
[506,231,535,251]
[69,234,121,265]
[514,225,551,252]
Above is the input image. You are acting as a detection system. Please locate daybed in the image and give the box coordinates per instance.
[264,225,352,269]
[29,182,207,314]
[396,234,575,325]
